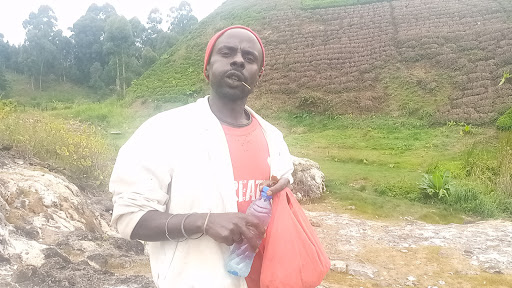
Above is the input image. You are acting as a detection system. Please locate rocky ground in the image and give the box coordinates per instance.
[1,150,511,287]
[305,202,512,288]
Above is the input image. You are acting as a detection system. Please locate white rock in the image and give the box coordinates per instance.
[330,260,347,273]
[9,236,47,267]
[291,156,326,201]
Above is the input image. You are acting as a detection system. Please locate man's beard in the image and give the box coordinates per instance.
[210,79,251,101]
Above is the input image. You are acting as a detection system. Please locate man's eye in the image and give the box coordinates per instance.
[244,56,255,63]
[220,51,231,56]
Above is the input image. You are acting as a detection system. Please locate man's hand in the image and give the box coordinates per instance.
[205,212,265,250]
[258,176,290,196]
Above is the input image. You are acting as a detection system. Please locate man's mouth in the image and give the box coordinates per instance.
[225,71,245,82]
[224,71,250,88]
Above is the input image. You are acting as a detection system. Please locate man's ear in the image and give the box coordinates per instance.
[205,64,211,79]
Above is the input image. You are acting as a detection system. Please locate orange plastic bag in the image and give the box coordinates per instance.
[260,187,330,288]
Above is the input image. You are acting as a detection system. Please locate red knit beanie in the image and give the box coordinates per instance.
[203,25,265,80]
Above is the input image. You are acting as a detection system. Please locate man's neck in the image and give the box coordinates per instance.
[209,94,250,126]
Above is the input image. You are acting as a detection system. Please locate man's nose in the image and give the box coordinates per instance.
[230,53,245,70]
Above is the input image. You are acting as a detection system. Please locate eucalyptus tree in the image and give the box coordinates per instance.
[167,1,198,36]
[145,8,164,51]
[52,30,74,82]
[22,5,58,91]
[104,15,134,97]
[70,3,117,85]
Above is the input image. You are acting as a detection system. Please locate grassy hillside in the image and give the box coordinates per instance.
[4,73,102,107]
[130,0,512,124]
[1,0,511,221]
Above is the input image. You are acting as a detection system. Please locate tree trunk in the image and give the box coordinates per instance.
[62,55,66,82]
[122,49,126,98]
[39,60,44,92]
[31,76,34,91]
[116,55,120,91]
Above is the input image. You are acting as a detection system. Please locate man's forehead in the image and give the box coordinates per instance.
[215,29,262,51]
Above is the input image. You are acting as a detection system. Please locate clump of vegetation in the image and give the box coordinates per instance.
[0,105,114,189]
[497,107,512,131]
[442,185,503,218]
[0,99,16,118]
[419,170,451,199]
[499,71,510,86]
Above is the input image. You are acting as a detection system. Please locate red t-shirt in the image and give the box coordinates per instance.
[222,116,271,214]
[222,116,269,288]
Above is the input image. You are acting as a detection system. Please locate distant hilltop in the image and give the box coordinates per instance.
[129,0,512,124]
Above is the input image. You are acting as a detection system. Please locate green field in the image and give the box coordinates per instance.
[1,74,510,222]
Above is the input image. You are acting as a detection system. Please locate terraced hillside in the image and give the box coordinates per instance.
[130,0,512,123]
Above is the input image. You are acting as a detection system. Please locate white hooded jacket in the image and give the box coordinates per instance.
[110,96,294,288]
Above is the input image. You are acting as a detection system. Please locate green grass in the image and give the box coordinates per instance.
[4,72,103,107]
[271,112,511,222]
[382,66,453,120]
[3,72,511,222]
[497,106,512,131]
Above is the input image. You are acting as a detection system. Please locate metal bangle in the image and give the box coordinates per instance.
[165,214,186,242]
[181,212,204,240]
[203,211,211,235]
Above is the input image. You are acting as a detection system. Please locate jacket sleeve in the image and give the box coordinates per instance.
[271,129,294,185]
[109,117,172,239]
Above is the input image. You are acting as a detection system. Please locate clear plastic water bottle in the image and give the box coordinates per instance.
[226,186,272,277]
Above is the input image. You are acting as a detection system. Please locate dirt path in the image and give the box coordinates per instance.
[304,206,512,288]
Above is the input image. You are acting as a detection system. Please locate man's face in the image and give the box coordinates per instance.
[206,29,263,100]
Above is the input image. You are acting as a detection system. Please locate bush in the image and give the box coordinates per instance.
[496,107,512,131]
[419,171,451,199]
[0,112,114,189]
[0,99,16,118]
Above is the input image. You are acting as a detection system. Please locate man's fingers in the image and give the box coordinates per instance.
[239,225,260,251]
[258,180,273,192]
[243,215,265,235]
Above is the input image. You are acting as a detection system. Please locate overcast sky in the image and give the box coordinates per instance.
[0,0,226,45]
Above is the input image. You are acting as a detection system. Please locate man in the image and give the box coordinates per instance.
[110,26,293,288]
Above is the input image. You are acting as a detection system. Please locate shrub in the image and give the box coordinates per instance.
[496,107,512,131]
[419,170,451,199]
[0,112,114,189]
[0,99,16,118]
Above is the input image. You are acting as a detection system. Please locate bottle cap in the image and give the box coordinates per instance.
[261,186,272,200]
